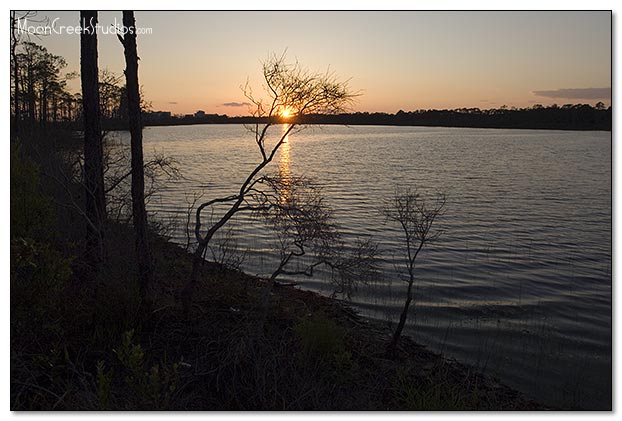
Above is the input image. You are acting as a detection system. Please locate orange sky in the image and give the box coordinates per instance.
[27,11,612,115]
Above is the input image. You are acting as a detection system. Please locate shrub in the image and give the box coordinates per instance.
[10,144,55,240]
[293,314,346,360]
[112,330,180,409]
[11,237,72,321]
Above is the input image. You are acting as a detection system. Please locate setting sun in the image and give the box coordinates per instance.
[280,107,293,119]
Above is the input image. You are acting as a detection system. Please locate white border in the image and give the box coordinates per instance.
[4,2,618,418]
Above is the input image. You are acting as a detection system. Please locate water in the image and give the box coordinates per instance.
[112,124,611,409]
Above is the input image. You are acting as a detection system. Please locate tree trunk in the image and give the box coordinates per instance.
[388,279,414,354]
[182,197,243,315]
[254,254,292,337]
[40,85,47,124]
[121,10,152,303]
[27,65,35,122]
[80,10,106,269]
[52,96,58,122]
[11,12,20,122]
[181,241,208,316]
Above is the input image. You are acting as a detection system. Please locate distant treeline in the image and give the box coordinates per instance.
[11,40,610,132]
[140,104,612,131]
[10,38,609,132]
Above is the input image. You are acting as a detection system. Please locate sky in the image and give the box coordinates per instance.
[19,10,612,116]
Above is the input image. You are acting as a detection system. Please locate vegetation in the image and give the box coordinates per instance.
[10,38,77,124]
[10,125,546,409]
[139,103,612,131]
[10,12,147,131]
[295,103,612,131]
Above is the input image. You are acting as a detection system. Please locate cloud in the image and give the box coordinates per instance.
[533,87,611,100]
[222,102,251,107]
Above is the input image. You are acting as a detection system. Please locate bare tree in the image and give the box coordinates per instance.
[244,173,338,336]
[80,10,106,269]
[208,226,248,272]
[181,53,357,314]
[118,10,152,302]
[237,172,378,339]
[258,175,338,283]
[256,174,378,297]
[183,191,203,252]
[328,239,379,300]
[382,187,446,354]
[101,140,181,224]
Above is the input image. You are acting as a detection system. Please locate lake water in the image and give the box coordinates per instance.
[113,124,611,409]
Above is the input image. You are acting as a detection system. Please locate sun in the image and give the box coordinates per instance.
[280,107,293,119]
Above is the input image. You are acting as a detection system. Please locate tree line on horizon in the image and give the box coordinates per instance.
[312,103,611,130]
[9,26,611,133]
[115,102,611,131]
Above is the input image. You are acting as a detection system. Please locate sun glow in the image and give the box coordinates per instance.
[280,107,293,119]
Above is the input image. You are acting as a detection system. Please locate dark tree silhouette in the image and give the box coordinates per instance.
[118,10,152,302]
[10,11,20,121]
[257,174,378,298]
[10,11,46,123]
[383,187,445,354]
[21,41,44,122]
[80,10,106,268]
[181,53,356,315]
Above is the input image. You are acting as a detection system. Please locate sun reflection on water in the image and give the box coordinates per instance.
[277,124,292,204]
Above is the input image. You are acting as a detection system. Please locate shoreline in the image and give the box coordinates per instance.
[11,126,559,410]
[149,234,552,410]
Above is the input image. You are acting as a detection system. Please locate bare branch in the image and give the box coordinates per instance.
[382,186,446,353]
[183,52,357,315]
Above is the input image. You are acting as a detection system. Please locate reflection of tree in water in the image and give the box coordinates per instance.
[277,125,291,204]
